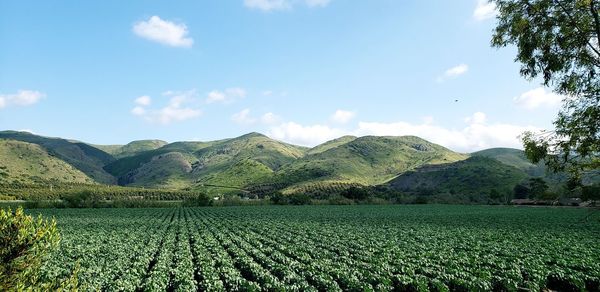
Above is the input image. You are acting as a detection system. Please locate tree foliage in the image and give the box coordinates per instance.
[491,0,600,184]
[0,207,60,290]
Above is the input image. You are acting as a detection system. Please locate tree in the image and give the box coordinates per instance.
[527,177,549,198]
[491,0,600,185]
[513,183,531,199]
[0,207,60,290]
[340,187,371,201]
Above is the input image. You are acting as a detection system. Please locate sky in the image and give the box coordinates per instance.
[0,0,564,152]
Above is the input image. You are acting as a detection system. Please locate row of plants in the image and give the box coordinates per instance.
[25,205,600,291]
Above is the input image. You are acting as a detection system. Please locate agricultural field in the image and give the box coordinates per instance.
[33,205,600,291]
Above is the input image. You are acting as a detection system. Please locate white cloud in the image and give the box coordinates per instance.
[437,64,469,82]
[232,108,257,125]
[473,0,497,21]
[330,109,356,124]
[135,95,151,106]
[267,122,346,146]
[446,64,469,77]
[133,16,193,48]
[355,112,537,152]
[231,109,281,126]
[131,106,146,116]
[206,88,246,104]
[0,90,45,109]
[464,111,487,124]
[131,91,202,124]
[265,111,539,152]
[260,112,281,125]
[244,0,330,11]
[513,87,563,110]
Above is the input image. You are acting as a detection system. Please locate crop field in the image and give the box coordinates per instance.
[33,205,600,291]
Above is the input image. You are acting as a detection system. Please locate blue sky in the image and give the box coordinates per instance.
[0,0,563,152]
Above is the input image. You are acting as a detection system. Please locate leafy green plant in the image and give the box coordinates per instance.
[0,207,60,290]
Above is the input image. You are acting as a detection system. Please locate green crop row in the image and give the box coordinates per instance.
[32,205,600,291]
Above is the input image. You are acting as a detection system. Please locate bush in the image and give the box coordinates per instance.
[414,196,428,204]
[0,207,60,290]
[182,194,213,207]
[340,187,371,201]
[288,193,312,205]
[62,190,103,208]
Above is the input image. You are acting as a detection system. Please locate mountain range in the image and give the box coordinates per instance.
[0,130,582,197]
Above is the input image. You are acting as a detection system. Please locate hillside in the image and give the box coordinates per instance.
[306,135,357,155]
[105,133,306,191]
[266,136,469,194]
[1,130,571,198]
[94,139,168,158]
[103,141,216,179]
[388,156,528,196]
[0,139,95,184]
[0,131,116,184]
[472,148,546,176]
[192,133,306,189]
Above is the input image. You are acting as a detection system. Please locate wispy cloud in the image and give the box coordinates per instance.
[134,95,151,106]
[513,87,563,110]
[473,0,497,21]
[330,109,356,124]
[268,122,346,146]
[437,64,469,82]
[131,91,202,124]
[231,108,257,125]
[133,16,193,48]
[260,112,281,125]
[231,109,281,126]
[0,90,45,109]
[244,0,331,12]
[206,88,247,104]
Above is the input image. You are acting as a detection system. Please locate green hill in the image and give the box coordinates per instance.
[306,135,357,155]
[472,148,546,176]
[388,156,528,196]
[470,148,600,186]
[103,141,217,179]
[104,133,306,191]
[267,136,468,193]
[94,139,168,158]
[0,131,115,184]
[191,133,305,188]
[0,139,95,184]
[4,130,584,199]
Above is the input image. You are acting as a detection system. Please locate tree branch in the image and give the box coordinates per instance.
[554,0,600,61]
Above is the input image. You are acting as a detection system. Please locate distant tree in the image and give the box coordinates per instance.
[288,193,312,205]
[341,187,371,201]
[491,0,600,185]
[490,189,502,200]
[182,193,213,207]
[0,207,67,290]
[527,177,549,199]
[414,196,429,204]
[513,183,531,199]
[582,184,600,201]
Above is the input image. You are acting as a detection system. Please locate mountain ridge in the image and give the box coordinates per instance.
[2,130,580,197]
